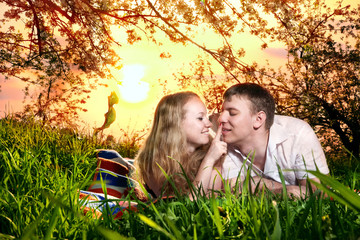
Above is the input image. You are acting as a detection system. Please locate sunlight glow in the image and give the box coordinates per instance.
[118,65,150,103]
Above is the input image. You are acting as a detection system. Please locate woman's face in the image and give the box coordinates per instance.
[182,97,212,153]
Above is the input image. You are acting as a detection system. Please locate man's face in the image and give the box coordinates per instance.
[218,95,257,146]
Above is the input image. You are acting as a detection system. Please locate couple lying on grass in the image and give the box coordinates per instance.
[134,83,329,199]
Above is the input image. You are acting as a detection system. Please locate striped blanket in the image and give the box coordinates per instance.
[79,149,149,219]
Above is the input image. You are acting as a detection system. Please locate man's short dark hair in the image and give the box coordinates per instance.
[224,83,275,129]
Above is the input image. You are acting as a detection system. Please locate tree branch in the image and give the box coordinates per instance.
[145,0,247,82]
[27,0,42,56]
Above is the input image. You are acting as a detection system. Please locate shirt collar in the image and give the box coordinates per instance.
[268,115,289,153]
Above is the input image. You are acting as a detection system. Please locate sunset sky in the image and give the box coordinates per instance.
[0,0,356,138]
[75,27,286,136]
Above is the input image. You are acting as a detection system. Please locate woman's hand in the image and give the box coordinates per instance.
[192,124,227,198]
[205,123,227,165]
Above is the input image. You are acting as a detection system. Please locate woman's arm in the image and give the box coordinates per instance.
[208,163,223,191]
[193,125,227,196]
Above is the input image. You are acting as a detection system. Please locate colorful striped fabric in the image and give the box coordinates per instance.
[96,149,135,168]
[79,190,139,219]
[79,149,149,219]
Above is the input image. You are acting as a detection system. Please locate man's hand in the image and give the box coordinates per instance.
[250,176,283,194]
[248,176,309,198]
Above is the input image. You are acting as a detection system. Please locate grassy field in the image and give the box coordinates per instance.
[0,116,359,239]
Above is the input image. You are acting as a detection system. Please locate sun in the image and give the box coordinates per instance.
[118,64,150,103]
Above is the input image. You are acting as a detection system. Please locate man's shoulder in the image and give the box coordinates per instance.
[273,115,310,129]
[271,115,317,144]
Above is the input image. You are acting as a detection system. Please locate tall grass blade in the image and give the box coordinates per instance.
[193,223,197,240]
[138,214,177,240]
[163,215,185,240]
[248,197,261,237]
[19,210,43,239]
[157,162,181,197]
[211,198,224,239]
[147,201,172,233]
[96,225,131,240]
[177,158,199,200]
[44,206,60,240]
[270,201,281,240]
[276,163,291,239]
[307,170,360,212]
[293,192,317,239]
[0,233,15,240]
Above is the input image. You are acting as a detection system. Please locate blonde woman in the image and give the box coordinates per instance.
[135,91,226,198]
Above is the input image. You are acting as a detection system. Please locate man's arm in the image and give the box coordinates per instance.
[230,176,320,198]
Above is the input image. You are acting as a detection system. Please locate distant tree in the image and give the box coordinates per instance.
[246,0,360,159]
[0,1,182,125]
[0,0,114,125]
[248,0,360,159]
[174,56,230,113]
[0,0,249,126]
[263,28,360,160]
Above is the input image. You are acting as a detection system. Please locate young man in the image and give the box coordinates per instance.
[218,83,329,197]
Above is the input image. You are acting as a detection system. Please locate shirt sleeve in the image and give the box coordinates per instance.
[294,122,329,179]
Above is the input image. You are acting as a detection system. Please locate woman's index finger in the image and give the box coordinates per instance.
[214,123,222,141]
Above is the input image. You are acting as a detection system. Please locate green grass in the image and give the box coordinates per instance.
[0,116,359,239]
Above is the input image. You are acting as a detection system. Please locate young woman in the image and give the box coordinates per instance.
[135,91,226,197]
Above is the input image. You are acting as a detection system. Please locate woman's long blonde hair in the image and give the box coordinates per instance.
[135,91,210,195]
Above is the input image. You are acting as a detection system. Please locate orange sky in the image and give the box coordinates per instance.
[0,0,357,138]
[76,26,286,137]
[0,12,281,137]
